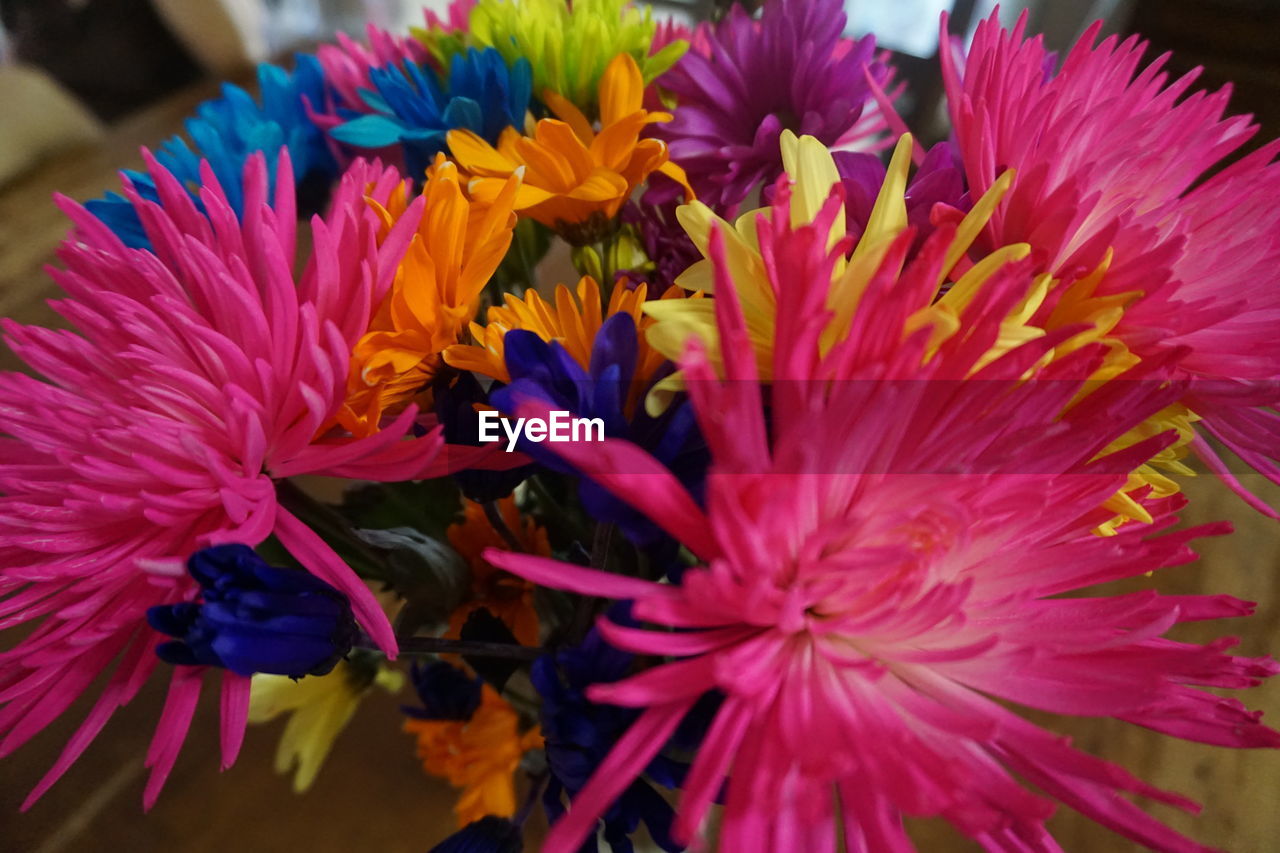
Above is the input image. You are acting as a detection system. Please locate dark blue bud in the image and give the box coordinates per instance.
[428,816,522,853]
[147,544,357,678]
[402,661,483,721]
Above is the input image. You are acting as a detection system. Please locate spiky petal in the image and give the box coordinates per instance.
[487,177,1279,853]
[0,151,446,806]
[656,0,892,210]
[944,11,1280,514]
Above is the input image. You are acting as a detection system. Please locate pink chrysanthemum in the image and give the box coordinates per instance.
[0,152,449,807]
[486,186,1280,852]
[944,12,1280,514]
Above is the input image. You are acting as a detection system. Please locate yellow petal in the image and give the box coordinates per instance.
[940,168,1016,286]
[937,243,1032,313]
[675,201,718,255]
[675,258,715,294]
[779,131,843,242]
[849,133,912,266]
[643,370,687,416]
[642,297,719,362]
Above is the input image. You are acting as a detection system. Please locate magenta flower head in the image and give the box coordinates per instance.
[656,0,892,210]
[484,181,1280,852]
[0,151,449,807]
[944,11,1280,515]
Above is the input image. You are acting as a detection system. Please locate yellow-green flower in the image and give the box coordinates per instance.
[415,0,685,115]
[249,656,404,792]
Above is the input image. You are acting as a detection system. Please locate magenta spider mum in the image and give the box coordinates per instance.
[656,0,893,210]
[0,151,450,807]
[485,184,1280,852]
[944,11,1280,516]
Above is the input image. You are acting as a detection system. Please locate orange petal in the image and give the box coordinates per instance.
[590,112,652,172]
[448,129,520,176]
[657,158,696,201]
[515,137,580,192]
[566,170,629,202]
[543,89,595,144]
[600,53,644,126]
[531,120,596,182]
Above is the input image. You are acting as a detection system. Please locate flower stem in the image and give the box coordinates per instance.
[274,478,394,581]
[514,771,549,827]
[356,633,545,661]
[527,474,591,543]
[597,236,617,297]
[590,521,615,572]
[566,521,615,643]
[484,500,525,552]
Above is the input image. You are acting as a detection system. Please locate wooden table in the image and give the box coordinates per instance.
[0,84,1277,853]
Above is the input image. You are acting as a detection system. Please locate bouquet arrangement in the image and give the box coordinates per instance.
[2,0,1279,850]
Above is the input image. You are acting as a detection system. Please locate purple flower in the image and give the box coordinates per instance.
[832,141,971,254]
[620,194,702,292]
[657,0,892,211]
[532,608,687,853]
[491,316,708,552]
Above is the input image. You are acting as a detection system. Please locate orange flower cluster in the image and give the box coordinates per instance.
[444,275,687,416]
[448,53,693,241]
[338,154,518,436]
[404,683,543,825]
[444,496,547,646]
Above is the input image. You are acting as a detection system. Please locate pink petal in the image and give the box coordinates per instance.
[273,506,396,656]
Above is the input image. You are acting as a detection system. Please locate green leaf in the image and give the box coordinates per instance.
[337,477,464,542]
[353,526,470,634]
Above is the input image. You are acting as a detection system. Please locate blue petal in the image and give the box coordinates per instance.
[428,817,522,853]
[442,97,485,133]
[330,114,411,147]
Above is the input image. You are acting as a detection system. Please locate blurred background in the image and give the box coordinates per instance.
[1,0,1279,850]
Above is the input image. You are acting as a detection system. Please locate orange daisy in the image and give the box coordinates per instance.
[338,153,519,436]
[404,683,543,825]
[444,496,547,647]
[443,275,687,416]
[447,52,693,241]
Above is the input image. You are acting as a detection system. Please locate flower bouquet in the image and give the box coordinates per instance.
[2,0,1278,850]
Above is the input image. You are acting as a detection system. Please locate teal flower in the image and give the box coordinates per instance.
[87,56,337,248]
[330,48,530,180]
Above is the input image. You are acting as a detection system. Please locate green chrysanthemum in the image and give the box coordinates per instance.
[415,0,685,116]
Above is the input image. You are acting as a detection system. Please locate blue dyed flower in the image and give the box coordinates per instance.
[330,47,531,181]
[147,544,357,678]
[532,610,684,853]
[403,660,484,721]
[429,816,523,853]
[491,314,707,550]
[88,56,338,249]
